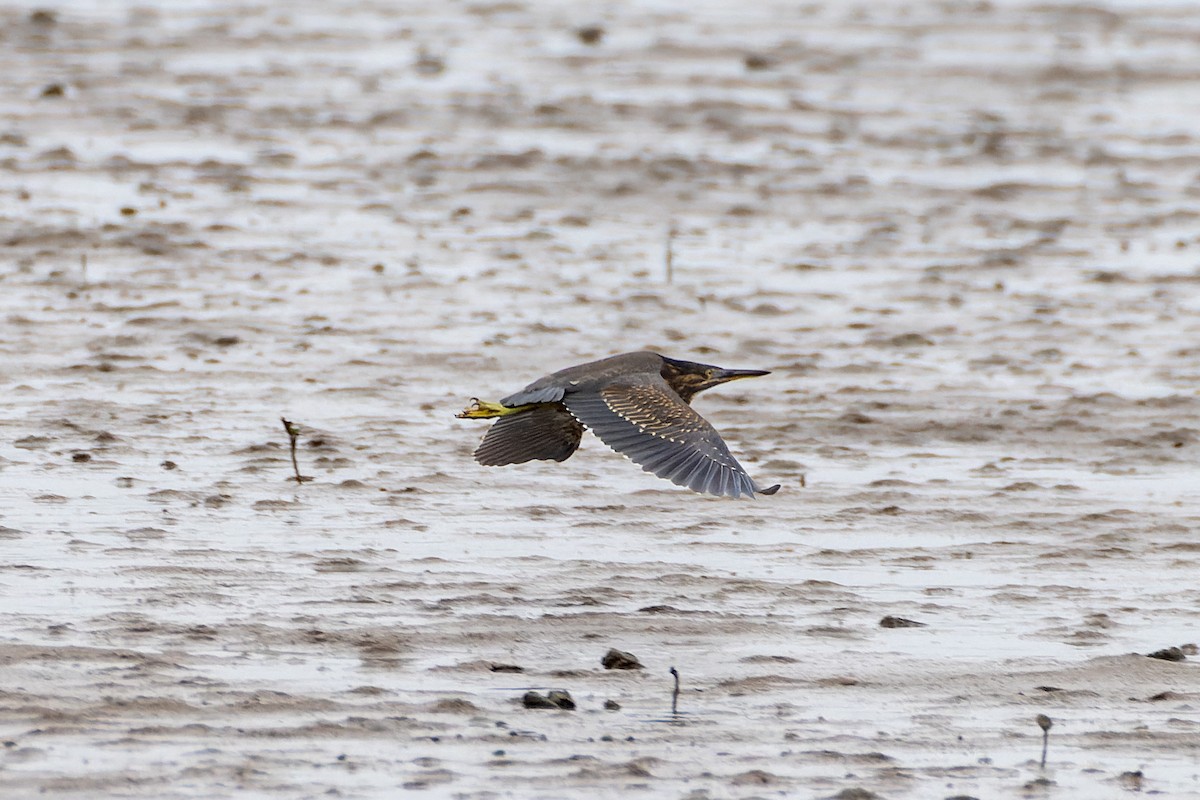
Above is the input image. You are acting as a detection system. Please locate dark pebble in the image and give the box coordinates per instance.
[576,25,604,45]
[601,648,644,670]
[1147,646,1186,662]
[546,690,575,710]
[744,53,776,71]
[522,691,558,709]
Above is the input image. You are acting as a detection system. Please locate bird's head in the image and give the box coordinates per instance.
[659,356,770,402]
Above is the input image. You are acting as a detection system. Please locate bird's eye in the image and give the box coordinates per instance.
[704,369,715,380]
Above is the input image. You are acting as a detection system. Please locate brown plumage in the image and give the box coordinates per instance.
[458,351,780,498]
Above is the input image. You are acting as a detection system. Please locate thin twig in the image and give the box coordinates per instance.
[1036,714,1052,769]
[669,666,680,714]
[280,417,312,483]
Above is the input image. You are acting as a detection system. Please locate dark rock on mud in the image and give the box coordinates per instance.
[576,25,604,45]
[522,691,558,709]
[546,690,575,710]
[1146,646,1186,662]
[826,789,882,800]
[602,648,644,670]
[523,690,575,710]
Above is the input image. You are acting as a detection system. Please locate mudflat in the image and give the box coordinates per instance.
[1,1,1198,798]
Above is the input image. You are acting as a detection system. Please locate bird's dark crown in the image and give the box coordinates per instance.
[659,355,770,403]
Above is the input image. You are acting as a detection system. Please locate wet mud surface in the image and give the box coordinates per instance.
[2,1,1199,797]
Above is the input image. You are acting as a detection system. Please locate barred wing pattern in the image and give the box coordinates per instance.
[564,381,761,498]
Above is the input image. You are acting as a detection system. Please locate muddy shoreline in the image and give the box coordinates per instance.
[2,1,1199,797]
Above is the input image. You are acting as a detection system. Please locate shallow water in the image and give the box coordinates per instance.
[2,0,1199,797]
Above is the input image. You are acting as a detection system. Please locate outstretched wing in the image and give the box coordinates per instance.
[474,403,584,466]
[563,379,763,498]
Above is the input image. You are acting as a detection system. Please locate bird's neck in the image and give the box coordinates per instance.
[668,381,701,404]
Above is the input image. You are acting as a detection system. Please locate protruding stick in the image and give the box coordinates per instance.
[669,666,680,714]
[280,417,311,484]
[1036,713,1053,769]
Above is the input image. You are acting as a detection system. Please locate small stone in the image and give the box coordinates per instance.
[880,615,927,628]
[601,648,644,670]
[546,690,575,710]
[489,663,524,673]
[826,789,881,800]
[1147,646,1186,662]
[732,769,776,785]
[604,699,620,711]
[743,53,776,71]
[888,332,934,347]
[576,25,604,45]
[71,452,91,462]
[521,691,557,709]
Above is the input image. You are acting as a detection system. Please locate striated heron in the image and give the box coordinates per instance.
[457,351,780,498]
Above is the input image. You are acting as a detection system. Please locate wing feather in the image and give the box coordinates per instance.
[474,404,584,465]
[563,380,763,499]
[500,385,567,406]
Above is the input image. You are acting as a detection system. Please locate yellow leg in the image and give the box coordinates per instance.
[455,398,534,419]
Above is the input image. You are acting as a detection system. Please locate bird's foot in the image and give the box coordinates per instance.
[456,398,529,419]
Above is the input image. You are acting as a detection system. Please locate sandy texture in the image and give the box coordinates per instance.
[2,0,1199,797]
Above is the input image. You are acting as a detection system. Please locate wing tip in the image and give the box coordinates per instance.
[722,480,780,499]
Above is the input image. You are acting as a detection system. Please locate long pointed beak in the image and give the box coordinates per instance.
[712,368,770,383]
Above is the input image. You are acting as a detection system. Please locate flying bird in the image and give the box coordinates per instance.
[457,351,780,498]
